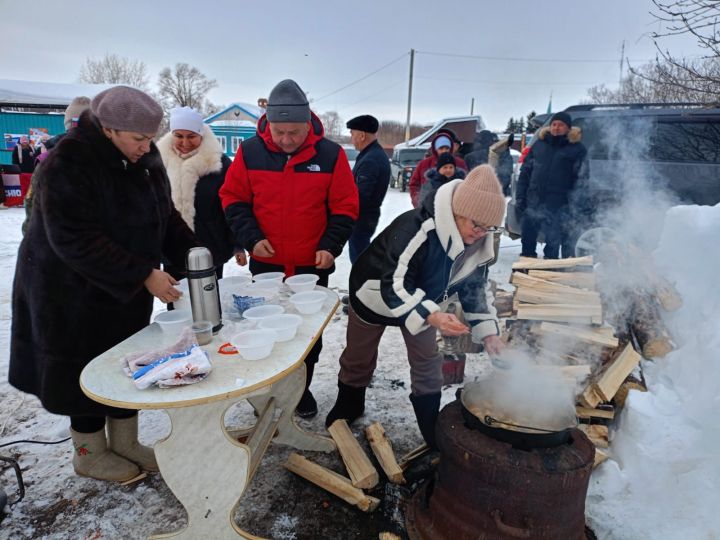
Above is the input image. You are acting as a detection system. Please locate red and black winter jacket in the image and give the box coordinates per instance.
[220,112,359,275]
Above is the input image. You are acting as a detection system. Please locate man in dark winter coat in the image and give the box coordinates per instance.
[345,114,391,263]
[10,86,198,483]
[409,129,468,208]
[220,79,359,418]
[516,112,587,259]
[325,165,505,448]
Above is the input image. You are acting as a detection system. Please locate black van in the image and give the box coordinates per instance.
[505,103,720,253]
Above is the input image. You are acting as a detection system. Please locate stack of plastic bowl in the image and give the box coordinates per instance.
[154,309,193,335]
[252,272,285,287]
[258,314,303,342]
[241,304,285,324]
[285,274,320,293]
[230,329,278,360]
[289,291,326,315]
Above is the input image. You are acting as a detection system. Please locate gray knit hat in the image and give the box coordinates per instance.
[64,96,91,130]
[91,86,163,133]
[266,79,310,123]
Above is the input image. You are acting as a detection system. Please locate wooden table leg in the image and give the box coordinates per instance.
[248,364,336,453]
[150,397,262,540]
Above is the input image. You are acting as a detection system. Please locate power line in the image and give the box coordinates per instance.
[416,50,658,64]
[415,75,613,86]
[313,53,408,103]
[334,80,405,113]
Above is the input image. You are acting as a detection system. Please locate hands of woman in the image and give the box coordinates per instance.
[234,250,247,266]
[483,334,505,356]
[144,269,181,303]
[426,311,470,336]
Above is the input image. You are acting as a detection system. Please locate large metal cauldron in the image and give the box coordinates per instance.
[406,400,595,540]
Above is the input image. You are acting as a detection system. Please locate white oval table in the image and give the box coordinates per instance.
[80,287,339,540]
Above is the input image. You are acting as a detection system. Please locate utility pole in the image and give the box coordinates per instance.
[470,97,475,115]
[619,40,625,87]
[404,48,415,142]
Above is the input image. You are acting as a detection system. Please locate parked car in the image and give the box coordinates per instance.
[342,144,360,169]
[390,145,429,191]
[505,103,720,254]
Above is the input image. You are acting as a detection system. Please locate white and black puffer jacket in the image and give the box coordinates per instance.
[349,180,499,342]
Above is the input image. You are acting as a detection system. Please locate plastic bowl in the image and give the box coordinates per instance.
[154,309,192,334]
[285,274,320,293]
[218,275,252,293]
[258,314,303,342]
[191,321,214,345]
[242,304,285,322]
[230,329,278,360]
[238,281,280,298]
[289,291,326,315]
[252,272,285,286]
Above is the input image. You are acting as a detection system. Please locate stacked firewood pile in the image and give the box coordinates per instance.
[497,252,682,466]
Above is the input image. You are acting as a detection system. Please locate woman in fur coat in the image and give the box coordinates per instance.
[157,106,244,278]
[10,87,198,482]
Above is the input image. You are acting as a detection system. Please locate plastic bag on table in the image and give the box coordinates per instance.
[121,327,212,389]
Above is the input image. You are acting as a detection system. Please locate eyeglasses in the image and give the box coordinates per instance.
[470,219,502,234]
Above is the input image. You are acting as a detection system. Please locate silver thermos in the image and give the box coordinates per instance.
[186,247,222,333]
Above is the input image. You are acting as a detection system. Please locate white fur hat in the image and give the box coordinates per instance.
[169,106,204,135]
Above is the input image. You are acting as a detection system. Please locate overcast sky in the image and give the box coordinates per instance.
[1,0,704,131]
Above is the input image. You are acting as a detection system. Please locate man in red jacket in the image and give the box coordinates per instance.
[408,129,468,208]
[220,79,359,417]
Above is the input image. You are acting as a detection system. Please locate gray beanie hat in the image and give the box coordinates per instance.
[91,86,163,133]
[266,79,310,123]
[64,96,91,130]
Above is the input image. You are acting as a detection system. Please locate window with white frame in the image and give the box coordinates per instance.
[231,136,244,153]
[216,135,227,152]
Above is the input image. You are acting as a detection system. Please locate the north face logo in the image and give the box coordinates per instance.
[307,164,321,172]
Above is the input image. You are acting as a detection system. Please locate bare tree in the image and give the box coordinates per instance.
[157,63,218,113]
[377,120,426,148]
[318,111,344,139]
[78,53,149,90]
[626,1,720,100]
[587,59,719,103]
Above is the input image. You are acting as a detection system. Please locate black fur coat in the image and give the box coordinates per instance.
[9,112,197,416]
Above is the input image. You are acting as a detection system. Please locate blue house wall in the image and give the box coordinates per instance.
[1,111,65,165]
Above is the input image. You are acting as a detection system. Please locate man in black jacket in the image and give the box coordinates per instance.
[345,115,391,263]
[515,112,587,259]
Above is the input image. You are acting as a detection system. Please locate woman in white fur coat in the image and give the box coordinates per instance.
[157,107,245,278]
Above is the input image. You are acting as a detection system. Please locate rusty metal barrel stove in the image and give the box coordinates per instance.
[406,400,595,540]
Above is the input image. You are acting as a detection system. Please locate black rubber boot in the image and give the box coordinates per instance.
[325,381,366,428]
[296,360,318,418]
[410,393,441,450]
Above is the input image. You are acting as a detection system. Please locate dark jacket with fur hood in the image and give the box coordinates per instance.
[157,125,235,275]
[516,126,587,211]
[9,111,197,416]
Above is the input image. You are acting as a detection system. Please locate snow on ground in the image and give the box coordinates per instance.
[0,192,717,539]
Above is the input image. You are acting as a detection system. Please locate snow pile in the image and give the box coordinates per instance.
[586,203,720,539]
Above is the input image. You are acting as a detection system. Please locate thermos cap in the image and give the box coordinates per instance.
[186,247,214,272]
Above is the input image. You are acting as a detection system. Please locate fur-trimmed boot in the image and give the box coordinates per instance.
[325,381,366,428]
[410,392,441,449]
[107,416,159,472]
[70,428,140,482]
